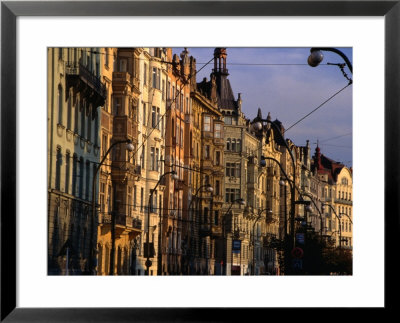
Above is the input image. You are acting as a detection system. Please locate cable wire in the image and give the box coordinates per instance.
[284,83,352,133]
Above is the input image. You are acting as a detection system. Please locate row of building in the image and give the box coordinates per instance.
[47,47,353,275]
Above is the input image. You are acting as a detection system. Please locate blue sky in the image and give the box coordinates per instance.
[173,47,353,167]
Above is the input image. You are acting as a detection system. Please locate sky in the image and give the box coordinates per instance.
[173,47,353,167]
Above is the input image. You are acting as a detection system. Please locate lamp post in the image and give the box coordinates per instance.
[222,198,245,275]
[322,204,342,250]
[300,192,325,239]
[250,208,272,275]
[146,170,178,276]
[89,139,134,275]
[307,47,353,74]
[186,184,213,275]
[251,119,297,260]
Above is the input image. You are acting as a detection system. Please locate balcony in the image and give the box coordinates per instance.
[112,71,131,84]
[65,62,106,107]
[116,214,142,230]
[202,131,213,139]
[334,198,352,206]
[214,138,224,146]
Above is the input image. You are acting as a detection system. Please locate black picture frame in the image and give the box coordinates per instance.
[1,1,398,321]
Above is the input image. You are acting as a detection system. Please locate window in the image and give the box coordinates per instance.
[79,157,84,198]
[162,80,165,100]
[204,145,210,159]
[141,146,145,168]
[215,151,220,166]
[224,116,232,125]
[55,147,62,190]
[72,155,78,196]
[57,85,63,124]
[225,188,240,203]
[157,107,161,130]
[67,92,72,129]
[231,139,236,152]
[133,185,137,210]
[74,97,79,133]
[203,207,209,224]
[152,106,157,128]
[142,103,147,126]
[150,147,155,171]
[65,152,70,194]
[176,123,180,146]
[144,63,147,85]
[204,115,211,132]
[215,180,220,196]
[100,182,106,212]
[102,134,108,158]
[236,139,241,152]
[113,97,121,116]
[94,110,99,145]
[87,105,92,142]
[119,58,127,72]
[140,187,144,212]
[180,127,183,147]
[86,161,90,200]
[214,211,219,225]
[214,123,222,138]
[152,67,161,89]
[226,138,231,151]
[155,148,159,171]
[152,67,157,88]
[105,48,109,67]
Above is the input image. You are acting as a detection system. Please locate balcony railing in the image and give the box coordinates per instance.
[65,62,106,106]
[334,198,352,206]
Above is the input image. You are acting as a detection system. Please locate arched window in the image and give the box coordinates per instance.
[231,139,236,152]
[85,161,90,200]
[81,100,86,138]
[67,90,72,129]
[236,139,241,152]
[87,104,92,142]
[55,147,62,190]
[79,157,84,198]
[65,151,70,194]
[74,96,79,133]
[72,154,78,196]
[58,85,63,125]
[94,109,99,146]
[226,138,231,151]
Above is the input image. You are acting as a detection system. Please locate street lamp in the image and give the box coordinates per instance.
[307,47,353,74]
[89,139,134,275]
[221,198,245,275]
[322,204,342,250]
[300,192,325,239]
[146,170,178,276]
[250,208,272,275]
[251,117,297,261]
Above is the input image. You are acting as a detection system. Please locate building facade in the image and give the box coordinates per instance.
[48,47,105,274]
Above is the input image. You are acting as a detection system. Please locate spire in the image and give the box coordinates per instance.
[257,107,263,119]
[267,112,271,122]
[213,48,228,75]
